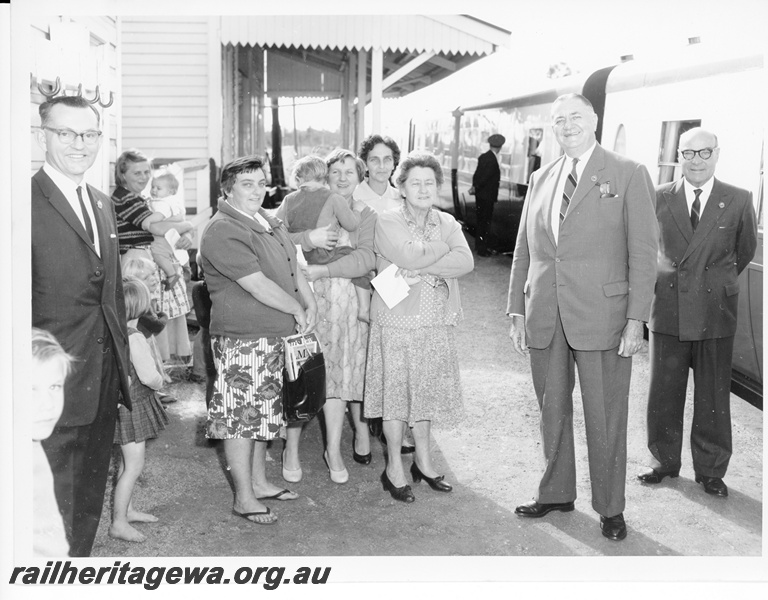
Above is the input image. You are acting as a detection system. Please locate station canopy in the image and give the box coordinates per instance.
[219,15,511,99]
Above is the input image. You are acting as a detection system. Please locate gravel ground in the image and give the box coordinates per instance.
[91,235,763,560]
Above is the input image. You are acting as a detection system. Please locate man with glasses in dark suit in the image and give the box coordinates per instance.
[32,95,132,556]
[638,127,757,498]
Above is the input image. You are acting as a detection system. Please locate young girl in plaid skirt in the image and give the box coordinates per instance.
[109,277,169,543]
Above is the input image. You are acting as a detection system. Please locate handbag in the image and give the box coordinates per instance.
[282,334,326,424]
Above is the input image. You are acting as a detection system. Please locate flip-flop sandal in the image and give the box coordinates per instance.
[232,507,277,525]
[258,489,298,501]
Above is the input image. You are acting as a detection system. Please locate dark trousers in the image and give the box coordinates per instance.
[41,340,120,557]
[475,198,494,254]
[529,310,631,517]
[646,331,734,478]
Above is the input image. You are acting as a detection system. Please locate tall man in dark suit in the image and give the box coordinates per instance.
[32,95,132,556]
[507,94,658,541]
[638,127,757,497]
[469,133,505,256]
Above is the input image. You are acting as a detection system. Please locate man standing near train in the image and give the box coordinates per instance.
[507,93,658,541]
[469,133,505,256]
[638,127,757,497]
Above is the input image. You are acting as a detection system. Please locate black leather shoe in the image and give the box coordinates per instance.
[514,500,574,518]
[410,463,452,492]
[637,467,680,484]
[695,474,728,497]
[600,513,627,541]
[352,449,372,465]
[381,470,415,503]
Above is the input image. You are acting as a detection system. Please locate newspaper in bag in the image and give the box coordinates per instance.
[284,332,321,381]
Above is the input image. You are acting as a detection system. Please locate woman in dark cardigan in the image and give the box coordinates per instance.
[199,155,317,524]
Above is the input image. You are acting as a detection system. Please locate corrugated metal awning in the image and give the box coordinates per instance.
[221,14,510,99]
[220,15,510,55]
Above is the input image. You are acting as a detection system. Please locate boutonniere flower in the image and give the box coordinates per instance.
[598,181,619,198]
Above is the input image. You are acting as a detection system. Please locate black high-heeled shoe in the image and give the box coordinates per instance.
[353,448,372,465]
[410,462,453,492]
[380,470,415,503]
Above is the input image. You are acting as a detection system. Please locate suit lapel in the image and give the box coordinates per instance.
[35,169,99,257]
[540,158,562,248]
[567,144,603,215]
[682,178,732,262]
[86,185,110,263]
[663,179,693,244]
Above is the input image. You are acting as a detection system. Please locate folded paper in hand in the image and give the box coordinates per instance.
[163,228,190,266]
[371,264,410,309]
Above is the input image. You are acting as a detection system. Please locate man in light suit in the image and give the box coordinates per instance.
[32,95,132,556]
[638,128,757,497]
[470,133,505,256]
[507,93,658,541]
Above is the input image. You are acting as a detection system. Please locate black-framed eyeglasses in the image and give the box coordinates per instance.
[679,147,717,160]
[43,127,102,145]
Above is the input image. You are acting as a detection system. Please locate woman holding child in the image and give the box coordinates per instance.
[199,155,317,525]
[112,150,193,364]
[285,149,377,482]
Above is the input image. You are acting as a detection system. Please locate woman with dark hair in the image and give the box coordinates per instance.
[354,134,402,213]
[365,151,474,503]
[199,155,316,524]
[296,148,376,482]
[112,150,194,366]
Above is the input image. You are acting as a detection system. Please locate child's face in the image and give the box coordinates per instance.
[138,269,160,294]
[151,179,173,199]
[32,358,67,441]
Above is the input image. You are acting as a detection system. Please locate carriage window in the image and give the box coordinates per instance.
[526,128,543,183]
[657,120,701,184]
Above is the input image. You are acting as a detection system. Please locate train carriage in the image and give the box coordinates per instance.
[408,43,764,406]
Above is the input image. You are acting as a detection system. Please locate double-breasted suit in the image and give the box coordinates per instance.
[32,167,131,556]
[647,177,757,477]
[507,144,658,516]
[472,149,501,254]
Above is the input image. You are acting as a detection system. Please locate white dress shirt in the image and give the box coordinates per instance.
[683,176,714,217]
[43,162,101,256]
[551,143,596,244]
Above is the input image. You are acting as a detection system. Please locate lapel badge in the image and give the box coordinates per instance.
[96,199,103,209]
[590,175,597,182]
[719,202,724,208]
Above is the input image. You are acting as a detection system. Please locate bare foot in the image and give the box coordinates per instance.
[109,521,147,543]
[127,509,159,523]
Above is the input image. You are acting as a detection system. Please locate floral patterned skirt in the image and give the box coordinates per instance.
[206,335,285,440]
[363,323,465,427]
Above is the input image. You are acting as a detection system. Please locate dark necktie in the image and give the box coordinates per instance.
[76,186,95,244]
[560,157,578,222]
[691,188,702,231]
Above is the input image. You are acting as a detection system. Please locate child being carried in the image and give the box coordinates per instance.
[280,155,371,321]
